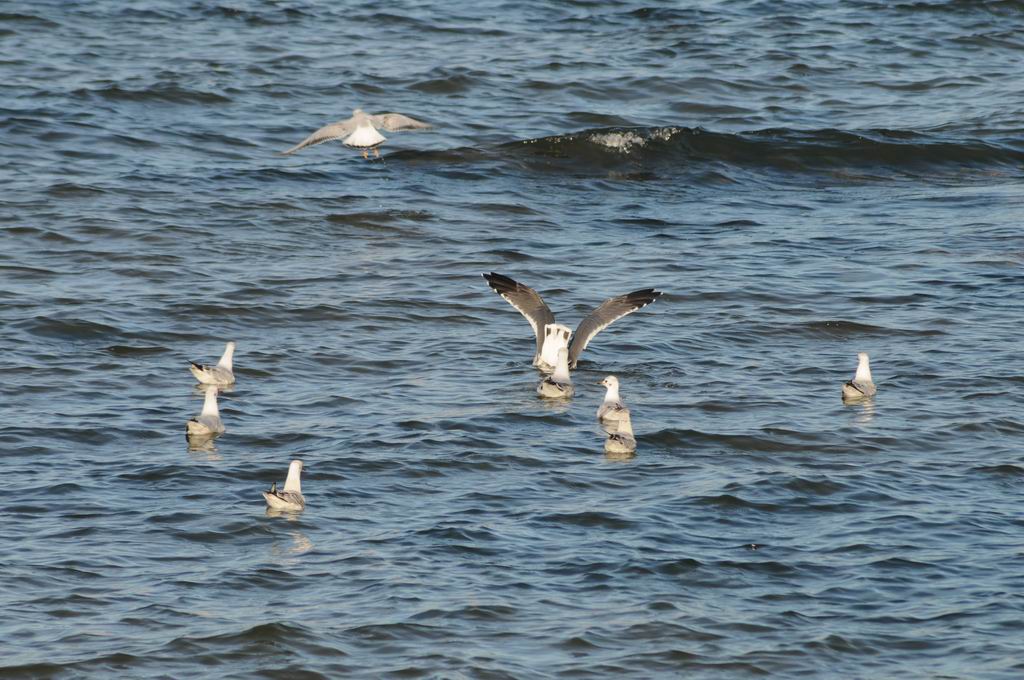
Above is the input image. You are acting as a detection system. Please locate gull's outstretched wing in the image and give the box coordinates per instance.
[371,113,432,132]
[482,272,556,358]
[568,289,662,367]
[280,118,357,155]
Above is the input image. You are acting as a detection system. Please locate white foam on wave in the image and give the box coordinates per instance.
[589,127,682,153]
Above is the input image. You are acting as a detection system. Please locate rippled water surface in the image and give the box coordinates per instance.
[3,1,1024,677]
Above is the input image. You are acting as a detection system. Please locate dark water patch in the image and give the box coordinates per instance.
[196,3,314,25]
[346,622,443,642]
[651,557,704,576]
[72,84,231,105]
[972,463,1024,476]
[0,662,65,677]
[848,293,938,304]
[410,72,482,95]
[472,202,539,216]
[16,316,122,341]
[715,218,762,227]
[3,226,79,243]
[102,133,160,149]
[694,494,781,512]
[781,320,946,339]
[782,477,848,495]
[647,428,855,456]
[0,12,59,27]
[325,210,433,232]
[537,511,635,530]
[45,182,108,197]
[881,0,1024,16]
[0,264,60,279]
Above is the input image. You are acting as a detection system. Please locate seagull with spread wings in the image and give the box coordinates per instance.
[280,108,431,158]
[482,272,663,372]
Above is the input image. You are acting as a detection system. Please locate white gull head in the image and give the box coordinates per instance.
[219,341,236,372]
[854,352,873,383]
[284,459,303,494]
[597,375,629,432]
[599,375,620,401]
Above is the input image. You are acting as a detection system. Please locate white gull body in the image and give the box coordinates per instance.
[537,347,574,399]
[604,411,637,455]
[190,341,236,386]
[263,460,305,511]
[597,375,631,434]
[281,108,431,158]
[186,387,226,437]
[482,272,663,373]
[842,352,877,401]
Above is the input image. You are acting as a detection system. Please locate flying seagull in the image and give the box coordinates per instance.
[189,341,236,386]
[281,108,431,158]
[842,352,877,401]
[263,460,305,511]
[482,272,663,372]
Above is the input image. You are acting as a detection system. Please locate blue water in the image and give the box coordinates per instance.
[3,1,1024,677]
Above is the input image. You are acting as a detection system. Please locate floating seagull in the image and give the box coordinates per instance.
[186,386,226,437]
[280,108,431,159]
[842,352,877,401]
[190,341,236,386]
[604,410,637,455]
[537,347,574,399]
[263,460,305,511]
[482,272,663,372]
[597,375,631,434]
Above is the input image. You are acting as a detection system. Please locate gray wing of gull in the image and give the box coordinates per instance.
[280,118,357,155]
[371,113,432,132]
[482,272,555,358]
[845,379,875,396]
[568,288,663,367]
[600,405,630,434]
[273,490,304,504]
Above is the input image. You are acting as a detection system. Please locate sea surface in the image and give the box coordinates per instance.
[2,1,1024,677]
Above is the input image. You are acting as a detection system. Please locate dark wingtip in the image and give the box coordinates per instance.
[190,362,203,370]
[624,288,664,310]
[482,271,515,293]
